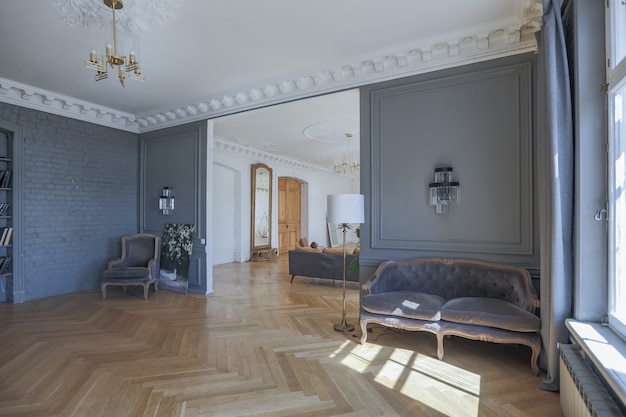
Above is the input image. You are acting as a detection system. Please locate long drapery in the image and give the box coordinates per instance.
[536,0,574,392]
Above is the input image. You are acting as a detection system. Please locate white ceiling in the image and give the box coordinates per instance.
[0,0,542,174]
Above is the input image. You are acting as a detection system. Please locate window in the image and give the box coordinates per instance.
[608,0,626,339]
[609,0,626,70]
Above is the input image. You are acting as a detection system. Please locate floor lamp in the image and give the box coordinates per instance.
[327,194,365,333]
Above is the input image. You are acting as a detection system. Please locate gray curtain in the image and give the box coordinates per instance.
[536,0,574,392]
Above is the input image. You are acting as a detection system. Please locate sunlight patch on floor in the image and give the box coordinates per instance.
[333,341,384,373]
[336,343,481,417]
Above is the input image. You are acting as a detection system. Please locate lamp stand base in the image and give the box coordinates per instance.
[333,317,355,333]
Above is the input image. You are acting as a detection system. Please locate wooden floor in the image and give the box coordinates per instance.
[0,258,562,417]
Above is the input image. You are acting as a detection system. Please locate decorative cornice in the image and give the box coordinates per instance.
[0,78,138,132]
[138,21,540,133]
[0,1,543,134]
[214,137,349,177]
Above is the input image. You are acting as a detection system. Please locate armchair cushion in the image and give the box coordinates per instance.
[110,234,159,268]
[102,266,150,279]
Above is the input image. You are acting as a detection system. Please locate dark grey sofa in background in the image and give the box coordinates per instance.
[288,248,358,283]
[360,257,542,375]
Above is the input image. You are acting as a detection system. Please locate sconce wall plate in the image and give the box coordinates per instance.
[159,186,175,215]
[429,167,460,214]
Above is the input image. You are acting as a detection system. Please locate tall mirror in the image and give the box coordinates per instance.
[250,163,272,259]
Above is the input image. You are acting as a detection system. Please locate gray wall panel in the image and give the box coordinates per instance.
[140,122,210,294]
[142,130,198,231]
[362,54,537,270]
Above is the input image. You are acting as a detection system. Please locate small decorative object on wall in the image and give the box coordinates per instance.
[429,167,460,214]
[159,186,175,215]
[159,223,194,294]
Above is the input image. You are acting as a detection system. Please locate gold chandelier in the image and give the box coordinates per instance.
[84,0,144,86]
[333,133,360,175]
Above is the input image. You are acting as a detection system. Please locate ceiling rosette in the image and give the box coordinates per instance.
[49,0,182,32]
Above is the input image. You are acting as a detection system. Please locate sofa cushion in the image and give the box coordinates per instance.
[294,246,320,252]
[322,247,344,255]
[441,297,540,332]
[362,291,445,321]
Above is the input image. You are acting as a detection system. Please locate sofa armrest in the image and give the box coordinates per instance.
[533,297,541,309]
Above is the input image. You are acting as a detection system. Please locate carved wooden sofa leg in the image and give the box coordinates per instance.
[529,343,541,376]
[360,319,370,344]
[436,333,445,360]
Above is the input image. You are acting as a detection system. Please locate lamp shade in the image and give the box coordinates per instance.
[327,194,365,224]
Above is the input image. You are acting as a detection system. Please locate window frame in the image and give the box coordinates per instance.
[607,0,626,340]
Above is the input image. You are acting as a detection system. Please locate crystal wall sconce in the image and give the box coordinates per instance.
[159,186,175,215]
[429,167,460,214]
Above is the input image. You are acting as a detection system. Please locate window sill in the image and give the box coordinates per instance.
[566,319,626,407]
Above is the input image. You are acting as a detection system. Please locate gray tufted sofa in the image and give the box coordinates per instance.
[360,257,542,375]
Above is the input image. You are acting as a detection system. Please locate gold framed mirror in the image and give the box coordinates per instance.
[250,163,272,258]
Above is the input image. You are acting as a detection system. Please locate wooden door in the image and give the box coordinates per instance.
[278,177,301,254]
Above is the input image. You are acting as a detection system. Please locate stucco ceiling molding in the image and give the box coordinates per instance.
[0,77,138,131]
[136,24,539,132]
[214,137,336,175]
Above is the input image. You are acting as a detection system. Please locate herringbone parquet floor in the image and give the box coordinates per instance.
[0,258,562,417]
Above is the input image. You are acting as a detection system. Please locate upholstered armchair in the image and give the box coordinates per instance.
[101,233,161,300]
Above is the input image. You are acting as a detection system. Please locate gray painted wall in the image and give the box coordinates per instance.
[360,54,538,278]
[0,103,138,302]
[140,121,212,294]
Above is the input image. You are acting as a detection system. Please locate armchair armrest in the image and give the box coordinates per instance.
[107,258,126,269]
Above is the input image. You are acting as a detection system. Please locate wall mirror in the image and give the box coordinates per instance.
[250,163,272,255]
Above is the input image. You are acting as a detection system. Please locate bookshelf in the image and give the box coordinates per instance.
[0,132,12,299]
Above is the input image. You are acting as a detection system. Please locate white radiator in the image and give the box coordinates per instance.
[559,344,622,417]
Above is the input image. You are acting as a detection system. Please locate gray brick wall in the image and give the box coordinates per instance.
[0,103,138,301]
